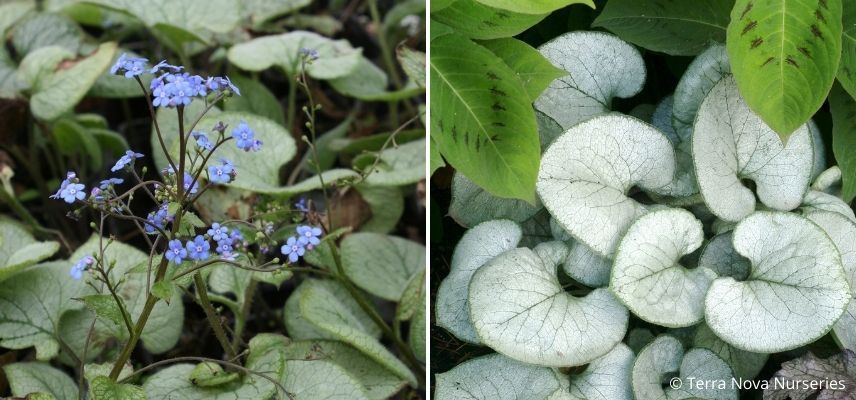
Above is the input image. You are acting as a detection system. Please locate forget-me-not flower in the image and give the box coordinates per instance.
[192,131,213,150]
[208,159,234,184]
[186,235,210,261]
[208,223,228,241]
[111,150,143,172]
[296,225,323,246]
[70,255,94,280]
[110,53,148,78]
[165,239,188,264]
[99,178,124,189]
[59,183,86,203]
[281,236,306,263]
[232,121,261,152]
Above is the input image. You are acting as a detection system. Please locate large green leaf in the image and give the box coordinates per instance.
[448,173,541,228]
[726,0,843,137]
[222,75,285,126]
[80,0,240,42]
[282,340,407,400]
[4,362,77,400]
[88,50,151,98]
[479,38,565,102]
[227,31,362,79]
[11,12,82,56]
[341,233,425,301]
[240,0,311,25]
[283,279,381,341]
[361,139,426,186]
[355,184,404,233]
[329,58,424,101]
[830,83,856,202]
[0,218,59,282]
[431,1,548,40]
[143,334,288,399]
[89,376,145,400]
[0,1,34,37]
[431,29,540,202]
[0,261,90,359]
[29,41,118,120]
[473,0,592,14]
[297,280,418,385]
[840,1,856,98]
[693,324,768,380]
[593,0,733,55]
[282,360,370,399]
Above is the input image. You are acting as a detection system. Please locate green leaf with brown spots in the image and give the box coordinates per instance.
[830,83,856,202]
[478,38,566,101]
[726,0,843,138]
[430,29,540,202]
[431,0,548,40]
[840,0,856,99]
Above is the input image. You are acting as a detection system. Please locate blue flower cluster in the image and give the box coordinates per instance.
[208,159,235,184]
[163,224,245,265]
[50,171,86,204]
[110,54,240,108]
[232,121,262,152]
[281,225,323,263]
[145,203,174,234]
[70,255,94,280]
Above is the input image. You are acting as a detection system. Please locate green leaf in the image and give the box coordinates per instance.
[429,136,444,175]
[431,1,548,39]
[694,324,768,380]
[473,0,592,14]
[240,0,311,25]
[283,279,381,340]
[355,184,404,233]
[283,360,370,399]
[479,38,565,101]
[361,139,426,186]
[150,281,174,303]
[80,294,127,331]
[30,42,118,120]
[0,1,34,37]
[282,340,406,400]
[81,0,241,42]
[0,261,89,357]
[408,289,425,363]
[297,281,418,385]
[341,233,425,301]
[431,31,539,202]
[143,334,288,399]
[189,362,240,387]
[4,362,77,400]
[53,118,103,168]
[89,376,145,400]
[11,13,82,56]
[88,50,152,98]
[327,129,424,154]
[840,1,856,98]
[0,218,60,282]
[223,75,285,126]
[705,212,850,352]
[830,83,856,202]
[396,269,425,321]
[397,46,426,88]
[329,57,424,101]
[726,0,843,137]
[448,172,541,228]
[431,0,455,13]
[227,31,362,79]
[592,0,732,56]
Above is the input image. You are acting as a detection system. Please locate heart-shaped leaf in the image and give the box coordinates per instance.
[0,218,59,282]
[611,208,714,327]
[704,212,850,352]
[535,31,645,130]
[726,0,843,137]
[632,335,738,400]
[692,76,814,222]
[469,246,628,366]
[227,31,362,79]
[435,353,566,399]
[340,233,425,301]
[448,173,541,228]
[4,362,77,399]
[537,114,675,257]
[672,44,730,141]
[435,220,521,343]
[693,324,768,380]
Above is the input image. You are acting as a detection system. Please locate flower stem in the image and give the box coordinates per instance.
[194,272,238,360]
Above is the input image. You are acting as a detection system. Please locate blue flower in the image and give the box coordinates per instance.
[90,187,104,202]
[230,228,244,242]
[50,171,77,200]
[99,178,124,189]
[145,203,173,234]
[232,121,261,152]
[208,159,234,184]
[150,72,207,108]
[183,172,199,194]
[296,225,323,246]
[70,256,93,280]
[208,223,228,241]
[110,53,148,78]
[165,239,188,264]
[192,131,213,150]
[59,183,86,203]
[111,150,143,172]
[206,76,241,96]
[185,235,210,261]
[295,198,309,213]
[281,236,306,263]
[300,47,319,61]
[150,60,183,74]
